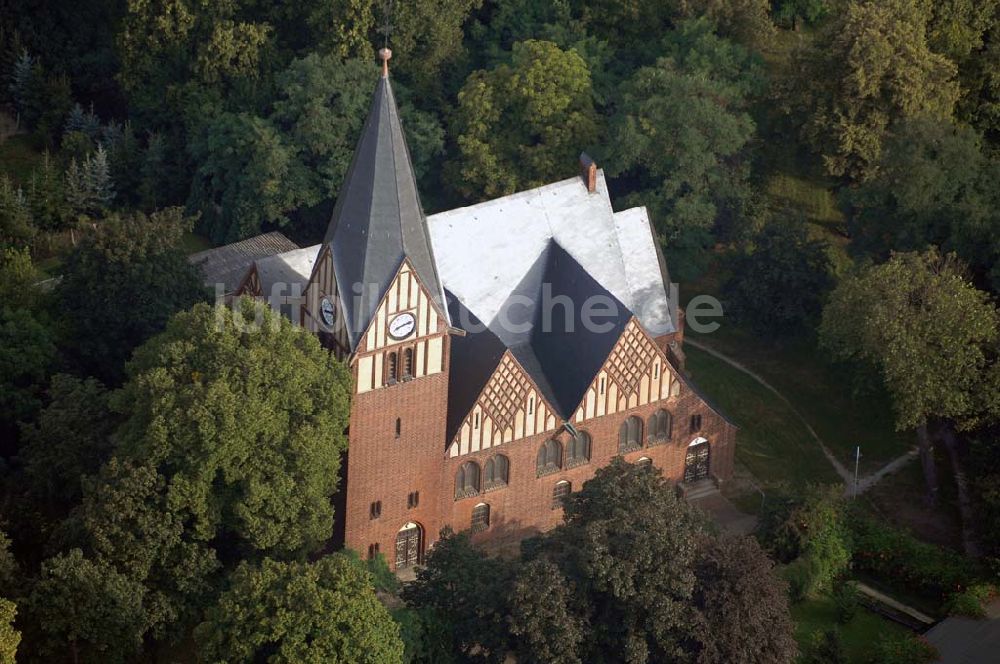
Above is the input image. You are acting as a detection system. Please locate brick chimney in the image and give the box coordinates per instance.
[579,152,597,193]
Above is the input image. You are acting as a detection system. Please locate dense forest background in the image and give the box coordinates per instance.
[2,0,1000,662]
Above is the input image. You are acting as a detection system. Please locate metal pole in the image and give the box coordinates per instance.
[854,446,861,497]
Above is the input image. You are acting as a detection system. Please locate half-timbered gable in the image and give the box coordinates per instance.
[448,351,560,458]
[573,317,681,424]
[354,258,449,394]
[303,245,351,354]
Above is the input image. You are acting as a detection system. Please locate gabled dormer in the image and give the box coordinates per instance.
[306,48,448,355]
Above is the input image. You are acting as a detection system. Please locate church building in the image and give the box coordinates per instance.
[193,50,737,570]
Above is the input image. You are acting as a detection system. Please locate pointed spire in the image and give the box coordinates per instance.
[322,53,448,350]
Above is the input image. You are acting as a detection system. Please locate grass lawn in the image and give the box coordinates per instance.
[791,592,910,661]
[686,345,839,487]
[0,133,46,184]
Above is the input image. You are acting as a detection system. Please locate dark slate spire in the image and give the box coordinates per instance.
[323,48,448,349]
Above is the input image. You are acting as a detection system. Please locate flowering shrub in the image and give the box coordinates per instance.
[945,584,997,618]
[867,633,938,664]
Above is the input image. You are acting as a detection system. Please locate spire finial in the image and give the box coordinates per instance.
[378,47,392,78]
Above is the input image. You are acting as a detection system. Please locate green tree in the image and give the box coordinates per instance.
[723,219,834,336]
[25,549,147,664]
[847,117,1000,289]
[0,306,57,448]
[772,0,828,29]
[691,536,798,663]
[509,559,585,664]
[0,599,18,664]
[73,458,220,639]
[794,0,959,181]
[927,0,998,62]
[195,555,404,664]
[401,530,513,663]
[0,174,34,250]
[187,112,302,243]
[27,152,71,232]
[534,458,704,662]
[820,250,1000,500]
[390,0,484,93]
[447,39,598,200]
[112,300,352,556]
[55,207,208,383]
[19,374,118,512]
[608,19,763,278]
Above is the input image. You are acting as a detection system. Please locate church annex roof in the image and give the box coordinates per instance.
[189,231,299,295]
[322,66,448,350]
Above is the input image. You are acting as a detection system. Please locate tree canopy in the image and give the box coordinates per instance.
[195,555,404,664]
[795,0,959,180]
[447,39,599,200]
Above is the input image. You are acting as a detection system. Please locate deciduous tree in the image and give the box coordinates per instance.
[195,555,404,664]
[794,0,959,180]
[820,250,1000,500]
[447,40,598,200]
[55,207,207,383]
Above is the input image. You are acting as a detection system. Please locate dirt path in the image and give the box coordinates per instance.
[685,337,917,495]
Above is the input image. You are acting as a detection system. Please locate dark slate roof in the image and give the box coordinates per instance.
[445,240,631,440]
[189,231,299,294]
[323,72,447,349]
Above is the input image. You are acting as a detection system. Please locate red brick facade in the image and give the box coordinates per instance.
[340,321,737,570]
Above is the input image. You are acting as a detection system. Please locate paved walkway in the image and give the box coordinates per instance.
[689,491,758,536]
[926,600,1000,663]
[685,338,918,496]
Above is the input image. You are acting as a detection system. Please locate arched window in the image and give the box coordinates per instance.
[552,480,571,509]
[567,431,591,467]
[619,415,643,453]
[647,409,672,445]
[455,461,480,499]
[484,455,509,490]
[636,456,653,468]
[471,503,490,532]
[536,439,562,476]
[387,352,399,383]
[403,347,414,378]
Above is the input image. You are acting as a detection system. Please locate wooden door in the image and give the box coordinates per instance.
[395,524,421,568]
[684,442,710,482]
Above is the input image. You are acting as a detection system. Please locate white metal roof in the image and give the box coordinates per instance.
[426,171,674,337]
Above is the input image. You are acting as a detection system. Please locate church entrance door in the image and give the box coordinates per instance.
[684,440,710,482]
[395,522,422,569]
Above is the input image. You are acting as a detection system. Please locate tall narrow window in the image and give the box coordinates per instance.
[484,455,509,489]
[471,503,490,532]
[368,543,380,559]
[690,414,702,433]
[619,416,643,453]
[474,412,480,429]
[528,397,534,415]
[403,347,414,378]
[395,417,401,438]
[567,431,591,467]
[536,439,562,477]
[455,461,481,499]
[407,491,419,509]
[599,377,606,395]
[552,481,571,509]
[387,352,398,383]
[647,409,672,445]
[653,362,659,379]
[369,501,382,519]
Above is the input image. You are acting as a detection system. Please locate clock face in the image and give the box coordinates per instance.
[388,312,416,340]
[320,297,336,327]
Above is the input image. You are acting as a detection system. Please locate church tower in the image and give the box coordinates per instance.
[304,49,452,568]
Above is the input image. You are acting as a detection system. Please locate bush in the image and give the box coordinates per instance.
[867,633,938,664]
[850,514,978,600]
[946,584,996,618]
[801,629,847,664]
[833,581,859,624]
[758,485,851,599]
